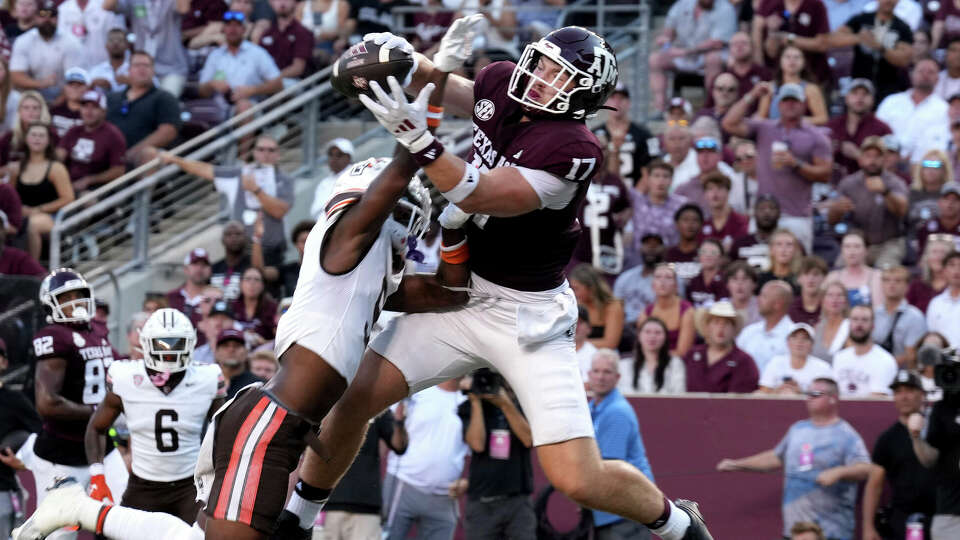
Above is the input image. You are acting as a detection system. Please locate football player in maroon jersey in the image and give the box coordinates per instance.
[284,16,713,540]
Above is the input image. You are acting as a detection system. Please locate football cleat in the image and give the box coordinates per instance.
[676,499,714,540]
[270,509,312,540]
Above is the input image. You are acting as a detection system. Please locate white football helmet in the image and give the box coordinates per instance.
[139,308,197,373]
[39,268,95,324]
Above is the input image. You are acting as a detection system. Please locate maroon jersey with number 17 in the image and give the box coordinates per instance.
[31,322,115,466]
[464,61,604,292]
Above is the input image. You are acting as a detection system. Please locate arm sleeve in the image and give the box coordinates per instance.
[812,131,832,160]
[871,431,890,466]
[157,92,183,129]
[844,430,871,466]
[259,48,281,81]
[595,412,633,460]
[774,427,792,461]
[515,167,578,210]
[8,36,27,72]
[293,31,314,62]
[728,360,760,393]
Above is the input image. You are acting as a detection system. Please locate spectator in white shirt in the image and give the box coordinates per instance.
[926,251,960,347]
[56,0,123,69]
[758,322,833,394]
[89,28,131,92]
[309,138,354,219]
[876,58,950,164]
[832,305,899,397]
[935,38,960,102]
[736,280,795,374]
[662,122,696,191]
[9,0,83,102]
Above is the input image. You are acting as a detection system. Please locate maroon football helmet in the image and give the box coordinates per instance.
[508,26,619,120]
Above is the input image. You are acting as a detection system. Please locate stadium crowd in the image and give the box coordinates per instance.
[2,0,960,539]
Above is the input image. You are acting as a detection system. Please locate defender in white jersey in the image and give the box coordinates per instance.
[84,309,226,523]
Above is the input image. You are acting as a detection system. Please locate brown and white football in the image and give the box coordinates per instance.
[331,40,415,99]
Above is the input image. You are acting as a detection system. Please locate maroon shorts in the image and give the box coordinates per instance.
[203,387,311,534]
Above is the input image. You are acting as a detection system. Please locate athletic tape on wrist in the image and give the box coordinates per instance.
[89,462,105,476]
[410,133,445,167]
[442,163,479,204]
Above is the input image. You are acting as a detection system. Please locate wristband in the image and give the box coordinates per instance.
[440,242,469,264]
[409,132,445,167]
[441,238,467,252]
[442,163,480,204]
[89,462,105,476]
[427,105,444,128]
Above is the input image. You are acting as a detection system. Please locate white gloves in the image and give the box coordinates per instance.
[358,76,435,151]
[438,203,473,229]
[363,32,418,86]
[433,14,485,73]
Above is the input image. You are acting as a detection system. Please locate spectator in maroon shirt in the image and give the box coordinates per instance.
[697,73,740,139]
[685,300,758,392]
[56,89,126,194]
[231,265,277,345]
[789,255,828,326]
[259,0,313,84]
[700,171,749,253]
[49,67,86,138]
[724,31,771,102]
[756,0,833,89]
[0,210,44,276]
[665,203,704,283]
[165,247,212,329]
[181,0,229,42]
[907,233,954,313]
[915,182,960,257]
[686,238,729,308]
[825,78,893,177]
[0,182,22,238]
[639,264,696,358]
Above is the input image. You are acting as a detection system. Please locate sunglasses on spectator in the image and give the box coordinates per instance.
[922,160,943,168]
[713,85,737,93]
[223,11,245,22]
[37,9,54,17]
[666,119,688,127]
[694,138,719,151]
[805,390,828,399]
[735,153,756,161]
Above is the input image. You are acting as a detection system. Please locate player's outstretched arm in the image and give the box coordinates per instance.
[35,358,96,421]
[84,390,122,503]
[84,391,123,467]
[321,148,422,275]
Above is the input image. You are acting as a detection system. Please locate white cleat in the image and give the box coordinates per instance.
[12,477,86,540]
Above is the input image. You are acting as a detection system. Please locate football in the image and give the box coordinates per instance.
[331,40,415,99]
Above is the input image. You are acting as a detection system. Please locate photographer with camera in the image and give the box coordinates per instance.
[457,369,535,540]
[908,348,960,539]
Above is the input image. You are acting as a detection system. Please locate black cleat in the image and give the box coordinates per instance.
[676,499,713,540]
[270,509,311,540]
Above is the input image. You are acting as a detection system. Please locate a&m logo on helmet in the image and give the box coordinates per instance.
[588,46,618,93]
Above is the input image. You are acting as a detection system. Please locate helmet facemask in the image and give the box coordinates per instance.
[509,42,591,119]
[141,334,195,373]
[44,286,95,324]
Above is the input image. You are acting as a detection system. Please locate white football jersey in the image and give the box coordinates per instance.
[275,158,404,383]
[108,361,225,482]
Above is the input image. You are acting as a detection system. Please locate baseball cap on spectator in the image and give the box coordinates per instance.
[612,83,630,98]
[38,0,57,14]
[845,78,875,95]
[327,138,354,156]
[184,247,210,265]
[641,232,664,243]
[889,369,923,391]
[694,136,720,152]
[941,182,960,198]
[776,83,806,102]
[882,135,900,154]
[208,300,233,319]
[860,136,885,153]
[81,89,106,109]
[65,67,89,85]
[667,97,693,117]
[787,322,815,339]
[216,328,245,347]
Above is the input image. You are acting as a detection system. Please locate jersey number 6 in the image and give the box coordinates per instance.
[154,409,180,452]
